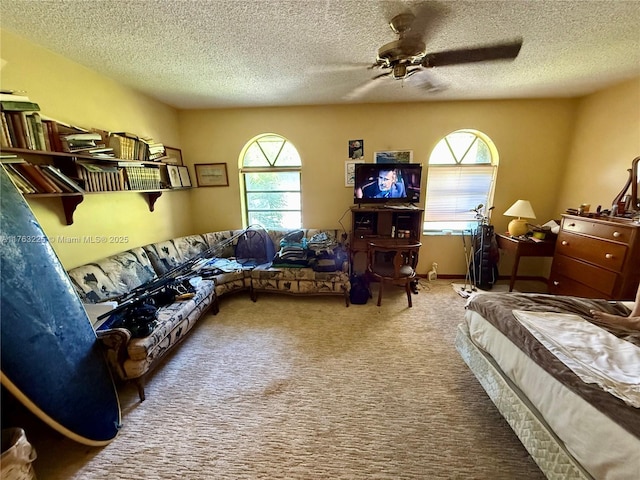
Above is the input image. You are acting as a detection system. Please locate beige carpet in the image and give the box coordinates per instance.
[9,280,544,479]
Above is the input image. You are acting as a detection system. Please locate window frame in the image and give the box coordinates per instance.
[423,130,499,235]
[239,134,302,229]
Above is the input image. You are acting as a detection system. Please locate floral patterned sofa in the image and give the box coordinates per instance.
[67,228,350,401]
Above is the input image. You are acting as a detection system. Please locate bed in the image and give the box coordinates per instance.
[455,292,640,480]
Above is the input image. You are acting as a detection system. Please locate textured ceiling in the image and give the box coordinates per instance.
[1,0,639,109]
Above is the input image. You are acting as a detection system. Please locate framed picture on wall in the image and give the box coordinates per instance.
[178,166,191,187]
[345,160,365,187]
[194,163,229,187]
[374,150,413,164]
[167,165,182,188]
[163,146,183,165]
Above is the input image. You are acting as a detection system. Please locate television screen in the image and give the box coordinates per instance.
[354,163,422,204]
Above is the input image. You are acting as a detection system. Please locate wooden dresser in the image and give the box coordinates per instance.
[549,214,640,300]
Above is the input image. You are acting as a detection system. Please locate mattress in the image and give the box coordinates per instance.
[455,322,591,480]
[461,293,640,480]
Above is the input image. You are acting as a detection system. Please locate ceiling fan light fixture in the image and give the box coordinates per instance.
[392,63,408,79]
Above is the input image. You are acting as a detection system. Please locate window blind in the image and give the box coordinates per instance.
[424,165,496,222]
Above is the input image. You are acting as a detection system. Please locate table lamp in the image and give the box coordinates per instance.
[504,200,536,236]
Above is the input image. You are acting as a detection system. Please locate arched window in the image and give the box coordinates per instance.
[424,130,498,233]
[240,134,302,229]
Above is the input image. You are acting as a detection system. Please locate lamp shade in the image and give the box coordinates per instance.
[504,200,536,236]
[504,200,536,219]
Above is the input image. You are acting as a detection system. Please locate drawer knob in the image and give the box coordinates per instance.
[561,240,568,246]
[605,253,614,259]
[568,223,576,227]
[553,281,560,286]
[613,231,621,238]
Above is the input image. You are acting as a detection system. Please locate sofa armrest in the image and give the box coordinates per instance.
[96,328,132,380]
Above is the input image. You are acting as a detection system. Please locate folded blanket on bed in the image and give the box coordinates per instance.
[512,310,640,408]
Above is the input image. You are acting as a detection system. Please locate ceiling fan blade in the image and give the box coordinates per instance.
[405,69,448,93]
[371,70,392,80]
[343,75,387,101]
[404,2,450,43]
[306,62,374,74]
[422,39,523,68]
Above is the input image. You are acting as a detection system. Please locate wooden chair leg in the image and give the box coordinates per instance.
[406,282,413,308]
[377,281,383,306]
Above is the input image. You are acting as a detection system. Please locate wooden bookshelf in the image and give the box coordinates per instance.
[2,148,189,225]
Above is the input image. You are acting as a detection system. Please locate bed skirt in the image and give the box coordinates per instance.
[455,322,592,480]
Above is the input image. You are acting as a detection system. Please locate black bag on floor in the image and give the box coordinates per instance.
[349,274,370,305]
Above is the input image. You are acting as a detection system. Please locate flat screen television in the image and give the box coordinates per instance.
[353,163,422,205]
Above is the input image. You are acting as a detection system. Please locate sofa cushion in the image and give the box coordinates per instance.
[126,279,215,362]
[143,234,209,275]
[202,230,245,258]
[213,270,250,296]
[67,247,157,303]
[250,266,350,294]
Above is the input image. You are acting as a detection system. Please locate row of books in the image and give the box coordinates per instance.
[77,163,162,192]
[123,165,162,190]
[0,93,167,162]
[2,155,164,194]
[1,157,84,194]
[108,133,166,162]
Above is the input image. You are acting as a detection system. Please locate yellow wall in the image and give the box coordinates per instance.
[555,77,640,213]
[3,30,638,277]
[178,100,577,275]
[1,29,193,268]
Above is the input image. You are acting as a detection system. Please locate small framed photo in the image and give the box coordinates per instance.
[349,139,364,159]
[178,166,191,187]
[162,146,183,165]
[345,160,365,187]
[167,165,182,188]
[195,163,229,187]
[374,150,413,164]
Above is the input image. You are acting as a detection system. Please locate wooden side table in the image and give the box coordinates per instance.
[495,234,557,291]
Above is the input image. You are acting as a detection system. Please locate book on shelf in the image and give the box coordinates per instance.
[42,119,64,152]
[5,111,27,149]
[14,163,60,193]
[138,137,165,162]
[59,131,104,153]
[77,162,123,192]
[39,167,76,193]
[0,112,12,148]
[3,164,37,194]
[0,153,23,162]
[108,133,140,160]
[62,132,103,142]
[122,164,161,190]
[2,111,50,151]
[28,112,47,151]
[0,100,41,112]
[40,164,85,194]
[0,92,32,103]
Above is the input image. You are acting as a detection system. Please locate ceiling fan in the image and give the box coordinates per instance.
[346,6,523,98]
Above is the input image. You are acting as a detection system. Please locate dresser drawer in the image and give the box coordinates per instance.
[550,254,617,296]
[562,217,633,244]
[548,273,612,299]
[556,231,628,272]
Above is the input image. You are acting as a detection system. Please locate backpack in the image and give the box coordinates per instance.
[235,226,276,266]
[349,274,371,305]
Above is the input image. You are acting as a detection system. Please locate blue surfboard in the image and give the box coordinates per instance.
[0,166,121,446]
